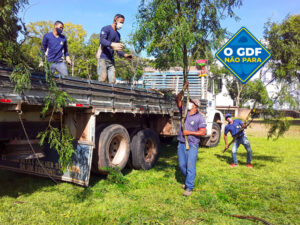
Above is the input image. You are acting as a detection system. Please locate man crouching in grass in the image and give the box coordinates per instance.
[176,81,206,196]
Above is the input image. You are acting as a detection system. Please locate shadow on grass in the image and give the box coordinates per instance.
[214,152,281,168]
[0,170,55,198]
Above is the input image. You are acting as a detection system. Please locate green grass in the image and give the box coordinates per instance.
[0,126,299,225]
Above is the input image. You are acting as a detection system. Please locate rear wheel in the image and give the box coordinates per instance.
[131,128,160,170]
[95,124,130,171]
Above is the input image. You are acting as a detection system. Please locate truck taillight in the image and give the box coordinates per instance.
[0,99,11,103]
[76,104,83,107]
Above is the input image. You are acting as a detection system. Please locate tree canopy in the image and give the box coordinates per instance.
[0,0,29,66]
[264,14,300,110]
[133,0,242,78]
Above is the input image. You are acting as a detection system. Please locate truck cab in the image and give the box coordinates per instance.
[143,67,224,147]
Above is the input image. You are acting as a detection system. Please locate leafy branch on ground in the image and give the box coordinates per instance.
[102,167,128,185]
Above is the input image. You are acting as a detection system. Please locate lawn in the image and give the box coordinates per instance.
[0,124,299,224]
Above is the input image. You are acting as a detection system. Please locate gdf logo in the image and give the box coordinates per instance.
[215,27,272,84]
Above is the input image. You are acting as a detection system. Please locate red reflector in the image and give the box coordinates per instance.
[0,99,11,103]
[76,104,83,107]
[140,108,144,111]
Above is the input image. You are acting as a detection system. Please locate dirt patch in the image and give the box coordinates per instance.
[245,122,300,138]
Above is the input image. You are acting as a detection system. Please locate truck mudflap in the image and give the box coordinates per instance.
[0,140,93,187]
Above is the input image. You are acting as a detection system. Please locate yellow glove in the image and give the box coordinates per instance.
[66,56,72,65]
[111,42,124,51]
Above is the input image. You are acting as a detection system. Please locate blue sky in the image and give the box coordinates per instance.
[21,0,299,44]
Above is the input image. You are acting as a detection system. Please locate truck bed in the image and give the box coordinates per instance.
[0,67,179,116]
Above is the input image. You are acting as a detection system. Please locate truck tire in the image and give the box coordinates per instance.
[96,124,130,171]
[131,128,160,170]
[201,122,221,147]
[206,122,221,147]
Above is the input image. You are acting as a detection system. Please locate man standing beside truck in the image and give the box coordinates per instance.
[176,82,207,197]
[98,14,132,84]
[40,20,71,76]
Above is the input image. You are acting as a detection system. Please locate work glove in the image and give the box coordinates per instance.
[124,54,133,59]
[39,61,44,68]
[66,56,72,65]
[111,42,124,51]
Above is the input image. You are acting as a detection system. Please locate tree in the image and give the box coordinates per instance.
[21,21,53,69]
[133,0,242,77]
[115,44,146,84]
[81,33,99,80]
[63,22,87,76]
[133,0,242,148]
[0,0,29,66]
[264,14,300,110]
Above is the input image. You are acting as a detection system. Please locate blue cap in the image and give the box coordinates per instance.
[225,113,232,119]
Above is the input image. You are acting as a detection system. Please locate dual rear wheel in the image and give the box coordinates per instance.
[93,124,160,173]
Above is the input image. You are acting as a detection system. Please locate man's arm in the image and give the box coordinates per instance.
[63,39,69,57]
[175,81,189,109]
[224,134,229,149]
[100,27,124,51]
[63,39,71,65]
[40,34,48,55]
[183,128,206,136]
[100,28,112,47]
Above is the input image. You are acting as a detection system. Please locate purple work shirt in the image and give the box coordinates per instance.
[177,109,206,146]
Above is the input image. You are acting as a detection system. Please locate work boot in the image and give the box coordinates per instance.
[230,163,238,168]
[183,189,192,197]
[247,163,253,168]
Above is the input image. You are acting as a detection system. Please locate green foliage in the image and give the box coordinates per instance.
[256,14,300,138]
[115,45,146,82]
[37,59,75,171]
[10,63,31,93]
[264,14,300,111]
[133,0,242,74]
[241,79,273,107]
[103,167,129,185]
[265,115,291,140]
[264,14,300,82]
[0,0,28,65]
[37,127,74,172]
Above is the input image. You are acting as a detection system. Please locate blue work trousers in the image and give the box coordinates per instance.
[232,135,252,164]
[177,142,199,191]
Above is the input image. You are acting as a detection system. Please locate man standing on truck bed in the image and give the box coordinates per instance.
[98,14,132,84]
[40,20,71,76]
[224,113,253,168]
[176,82,207,197]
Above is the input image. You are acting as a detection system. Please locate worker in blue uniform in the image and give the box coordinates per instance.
[40,20,71,76]
[98,14,132,84]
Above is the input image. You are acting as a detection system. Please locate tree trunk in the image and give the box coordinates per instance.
[182,44,190,150]
[236,80,240,107]
[71,56,75,77]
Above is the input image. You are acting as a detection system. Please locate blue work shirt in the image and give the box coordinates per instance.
[225,119,244,138]
[177,109,206,146]
[41,32,69,62]
[100,25,125,62]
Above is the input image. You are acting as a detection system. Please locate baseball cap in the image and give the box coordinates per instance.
[190,99,200,107]
[225,113,232,119]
